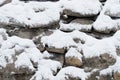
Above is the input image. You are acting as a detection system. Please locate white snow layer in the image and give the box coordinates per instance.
[93,0,120,33]
[55,66,90,80]
[0,0,102,28]
[0,1,61,28]
[60,22,92,32]
[30,59,62,80]
[41,29,120,58]
[41,30,93,48]
[0,0,5,5]
[60,0,102,16]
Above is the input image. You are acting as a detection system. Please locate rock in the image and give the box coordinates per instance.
[61,15,76,24]
[71,18,94,25]
[60,18,94,32]
[0,63,35,74]
[0,0,11,6]
[0,1,60,29]
[8,28,45,39]
[99,0,106,2]
[83,53,116,69]
[46,47,66,54]
[63,8,100,18]
[0,63,34,80]
[65,48,83,67]
[105,9,120,18]
[37,44,45,52]
[99,75,113,80]
[65,56,83,67]
[114,72,120,80]
[87,71,99,80]
[87,70,113,80]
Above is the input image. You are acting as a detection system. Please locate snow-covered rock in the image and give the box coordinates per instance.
[0,28,43,72]
[60,18,93,32]
[55,66,90,80]
[30,59,62,80]
[0,1,61,28]
[60,0,102,17]
[65,48,83,67]
[41,30,77,49]
[93,0,120,33]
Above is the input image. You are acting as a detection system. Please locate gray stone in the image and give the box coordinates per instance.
[0,0,11,7]
[63,9,98,17]
[114,72,120,80]
[71,18,94,25]
[65,56,83,67]
[83,53,116,69]
[46,47,66,54]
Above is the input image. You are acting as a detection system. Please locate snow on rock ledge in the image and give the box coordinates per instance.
[0,1,60,28]
[60,0,102,17]
[93,0,120,33]
[60,18,94,32]
[41,30,94,49]
[55,66,90,80]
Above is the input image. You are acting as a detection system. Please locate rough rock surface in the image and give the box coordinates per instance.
[83,53,116,69]
[65,48,83,67]
[114,72,120,80]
